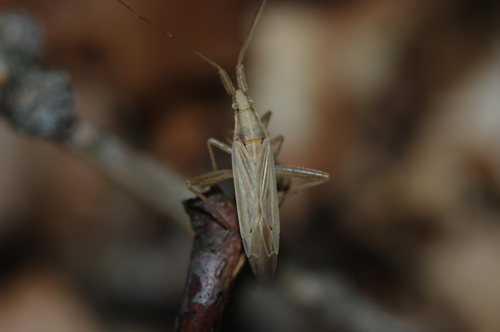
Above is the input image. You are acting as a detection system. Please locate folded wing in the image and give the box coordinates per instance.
[232,138,280,282]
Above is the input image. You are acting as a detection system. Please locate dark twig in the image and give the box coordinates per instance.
[176,186,244,332]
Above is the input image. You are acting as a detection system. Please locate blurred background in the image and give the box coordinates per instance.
[0,0,499,331]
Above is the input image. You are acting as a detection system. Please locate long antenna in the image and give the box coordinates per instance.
[115,0,235,96]
[237,0,268,66]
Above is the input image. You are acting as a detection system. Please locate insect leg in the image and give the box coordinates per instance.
[274,165,329,203]
[261,112,283,157]
[221,129,234,145]
[270,135,284,159]
[259,110,283,157]
[207,138,232,171]
[186,169,234,247]
[260,110,272,128]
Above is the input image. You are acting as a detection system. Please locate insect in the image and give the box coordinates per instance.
[116,0,329,282]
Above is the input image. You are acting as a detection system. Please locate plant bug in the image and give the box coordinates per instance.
[116,0,330,282]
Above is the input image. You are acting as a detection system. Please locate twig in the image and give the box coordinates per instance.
[176,186,244,332]
[65,121,191,233]
[0,11,192,233]
[278,263,427,332]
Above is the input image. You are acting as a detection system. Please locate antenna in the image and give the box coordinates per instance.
[235,0,267,92]
[237,0,268,66]
[115,0,235,96]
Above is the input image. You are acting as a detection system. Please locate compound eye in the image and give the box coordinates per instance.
[231,103,238,110]
[248,98,254,105]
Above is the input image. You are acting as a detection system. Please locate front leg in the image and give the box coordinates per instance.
[186,169,234,247]
[271,135,284,159]
[260,110,272,128]
[221,129,234,145]
[275,165,329,203]
[207,138,232,171]
[260,111,283,158]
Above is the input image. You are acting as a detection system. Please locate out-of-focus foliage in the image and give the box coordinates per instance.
[0,0,499,331]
